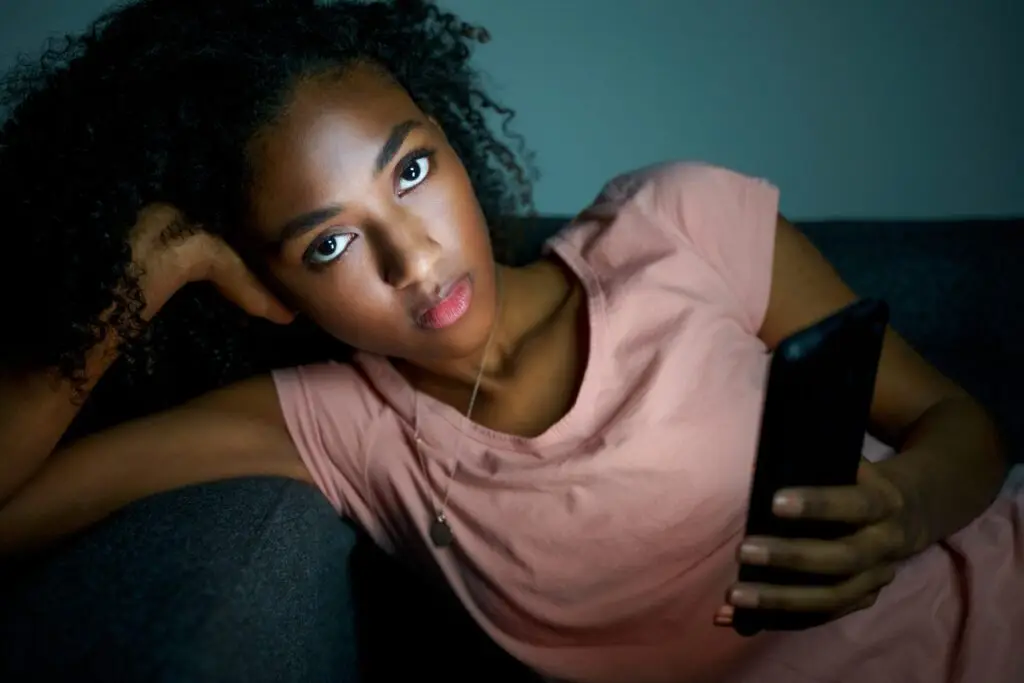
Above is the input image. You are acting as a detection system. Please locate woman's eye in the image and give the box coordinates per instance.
[396,154,431,193]
[305,232,356,266]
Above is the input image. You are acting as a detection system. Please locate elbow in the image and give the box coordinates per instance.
[955,394,1007,468]
[924,394,1009,478]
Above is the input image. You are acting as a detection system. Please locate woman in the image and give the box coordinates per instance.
[0,1,1018,682]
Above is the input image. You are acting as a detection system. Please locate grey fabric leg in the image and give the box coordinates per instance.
[0,477,360,683]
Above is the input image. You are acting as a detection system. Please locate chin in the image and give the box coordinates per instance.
[435,309,498,360]
[427,327,490,362]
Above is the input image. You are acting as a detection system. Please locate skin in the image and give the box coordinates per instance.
[0,63,1006,633]
[245,66,500,365]
[716,217,1006,626]
[245,65,584,429]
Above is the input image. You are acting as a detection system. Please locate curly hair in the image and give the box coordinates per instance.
[0,0,535,432]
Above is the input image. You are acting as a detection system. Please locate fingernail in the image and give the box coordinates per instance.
[272,307,296,324]
[773,493,803,516]
[713,615,733,627]
[739,542,770,565]
[729,586,759,608]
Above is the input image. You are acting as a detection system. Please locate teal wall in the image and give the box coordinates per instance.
[3,0,1020,219]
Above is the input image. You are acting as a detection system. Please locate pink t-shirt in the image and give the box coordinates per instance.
[273,163,1024,683]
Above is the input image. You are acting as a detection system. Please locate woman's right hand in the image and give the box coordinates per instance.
[130,203,293,323]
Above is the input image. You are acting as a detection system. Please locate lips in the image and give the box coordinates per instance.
[416,275,473,330]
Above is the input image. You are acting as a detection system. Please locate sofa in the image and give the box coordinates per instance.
[1,217,1020,682]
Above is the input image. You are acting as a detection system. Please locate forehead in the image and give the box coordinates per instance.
[246,64,425,236]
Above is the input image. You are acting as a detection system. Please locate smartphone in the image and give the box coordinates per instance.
[732,298,889,637]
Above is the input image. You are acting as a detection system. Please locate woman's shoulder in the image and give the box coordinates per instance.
[554,160,778,256]
[588,160,775,214]
[556,160,779,261]
[271,359,386,428]
[552,160,780,334]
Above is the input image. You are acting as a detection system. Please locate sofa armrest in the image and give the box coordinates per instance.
[0,476,359,683]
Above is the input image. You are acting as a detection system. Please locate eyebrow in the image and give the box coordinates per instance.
[275,204,346,244]
[272,119,424,245]
[375,119,422,175]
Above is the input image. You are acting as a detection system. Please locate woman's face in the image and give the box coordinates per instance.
[244,63,498,363]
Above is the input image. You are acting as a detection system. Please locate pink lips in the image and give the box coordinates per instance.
[418,276,473,330]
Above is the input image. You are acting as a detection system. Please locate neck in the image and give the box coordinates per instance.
[399,260,572,392]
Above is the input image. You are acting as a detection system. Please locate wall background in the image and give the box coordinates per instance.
[1,0,1020,219]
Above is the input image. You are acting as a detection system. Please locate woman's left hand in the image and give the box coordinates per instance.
[715,460,922,629]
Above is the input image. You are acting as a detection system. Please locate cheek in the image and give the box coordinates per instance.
[280,272,401,346]
[436,165,491,251]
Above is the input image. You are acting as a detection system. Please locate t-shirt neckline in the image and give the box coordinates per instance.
[354,228,607,458]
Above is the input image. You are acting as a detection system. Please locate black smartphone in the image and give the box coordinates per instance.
[732,298,889,637]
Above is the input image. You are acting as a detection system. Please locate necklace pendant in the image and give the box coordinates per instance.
[429,514,454,548]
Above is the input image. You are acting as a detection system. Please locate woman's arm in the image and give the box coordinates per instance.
[760,216,1007,553]
[0,375,309,555]
[1,204,292,507]
[0,204,298,555]
[0,333,121,507]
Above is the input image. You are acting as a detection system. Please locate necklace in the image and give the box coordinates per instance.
[414,276,501,549]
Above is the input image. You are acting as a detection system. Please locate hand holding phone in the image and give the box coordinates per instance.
[721,458,908,635]
[723,299,910,636]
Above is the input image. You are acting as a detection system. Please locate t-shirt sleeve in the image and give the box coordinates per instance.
[272,362,381,523]
[616,162,780,334]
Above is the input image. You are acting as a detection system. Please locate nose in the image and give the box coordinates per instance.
[374,214,443,291]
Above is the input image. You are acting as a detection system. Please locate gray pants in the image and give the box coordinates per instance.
[0,477,537,682]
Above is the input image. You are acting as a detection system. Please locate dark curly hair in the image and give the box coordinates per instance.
[0,0,535,433]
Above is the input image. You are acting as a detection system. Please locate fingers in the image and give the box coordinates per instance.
[721,462,906,630]
[739,523,905,575]
[211,266,295,324]
[711,592,878,628]
[199,235,294,324]
[132,203,189,242]
[129,210,295,324]
[726,563,896,613]
[772,483,896,525]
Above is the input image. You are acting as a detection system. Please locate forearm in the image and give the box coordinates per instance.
[0,331,122,505]
[877,395,1008,556]
[0,398,308,556]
